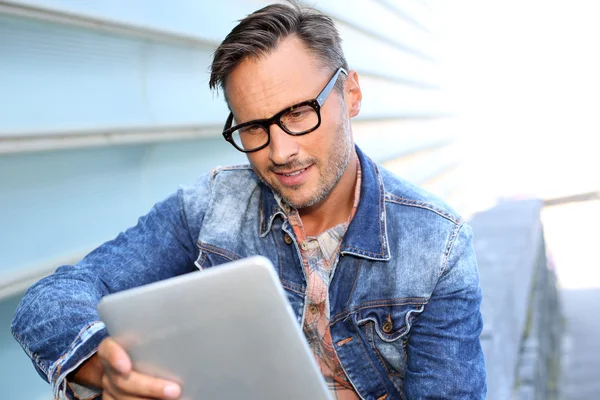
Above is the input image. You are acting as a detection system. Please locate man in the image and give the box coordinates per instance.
[12,3,486,399]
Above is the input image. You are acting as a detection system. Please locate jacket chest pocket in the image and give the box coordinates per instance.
[194,243,241,270]
[356,302,426,392]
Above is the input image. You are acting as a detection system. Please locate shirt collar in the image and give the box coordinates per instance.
[259,146,390,261]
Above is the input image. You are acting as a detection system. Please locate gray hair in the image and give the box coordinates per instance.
[209,2,348,95]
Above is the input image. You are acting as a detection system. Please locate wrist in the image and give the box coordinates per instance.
[69,354,104,389]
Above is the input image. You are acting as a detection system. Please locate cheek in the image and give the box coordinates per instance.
[247,151,268,171]
[314,115,342,148]
[321,100,346,131]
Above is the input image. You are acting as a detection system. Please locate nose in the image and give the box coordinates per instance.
[268,124,299,165]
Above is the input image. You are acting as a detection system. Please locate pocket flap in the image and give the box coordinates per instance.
[356,302,426,342]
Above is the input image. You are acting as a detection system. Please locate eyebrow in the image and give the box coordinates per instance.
[231,70,333,124]
[232,94,313,125]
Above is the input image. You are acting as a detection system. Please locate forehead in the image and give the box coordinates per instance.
[225,37,329,120]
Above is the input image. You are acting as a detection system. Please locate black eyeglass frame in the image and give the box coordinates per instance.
[222,67,348,153]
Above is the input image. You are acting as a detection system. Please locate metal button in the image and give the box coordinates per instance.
[308,304,319,314]
[283,233,293,245]
[300,242,308,250]
[382,320,393,334]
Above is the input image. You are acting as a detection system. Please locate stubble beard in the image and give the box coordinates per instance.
[253,114,353,210]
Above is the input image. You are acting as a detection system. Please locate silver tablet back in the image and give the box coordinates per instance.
[97,256,332,400]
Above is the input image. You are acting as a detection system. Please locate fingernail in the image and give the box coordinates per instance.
[164,384,181,398]
[114,359,128,373]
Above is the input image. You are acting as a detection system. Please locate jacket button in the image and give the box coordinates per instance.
[283,233,293,245]
[382,321,393,333]
[308,304,319,314]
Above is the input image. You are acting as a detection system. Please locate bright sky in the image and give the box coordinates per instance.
[430,0,600,208]
[427,1,600,290]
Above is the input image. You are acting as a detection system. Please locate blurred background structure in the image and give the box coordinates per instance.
[0,1,598,399]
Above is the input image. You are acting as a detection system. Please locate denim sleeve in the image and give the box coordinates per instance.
[11,177,209,399]
[404,223,487,399]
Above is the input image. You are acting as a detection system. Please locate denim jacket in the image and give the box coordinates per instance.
[12,146,486,399]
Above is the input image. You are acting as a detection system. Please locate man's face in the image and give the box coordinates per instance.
[225,37,360,209]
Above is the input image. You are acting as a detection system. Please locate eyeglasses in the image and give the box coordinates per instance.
[222,67,348,153]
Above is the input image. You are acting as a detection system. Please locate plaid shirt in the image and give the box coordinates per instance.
[276,158,362,399]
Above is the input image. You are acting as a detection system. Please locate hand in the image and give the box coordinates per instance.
[73,337,182,400]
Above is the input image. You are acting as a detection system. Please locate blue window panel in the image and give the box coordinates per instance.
[137,138,246,204]
[10,0,437,49]
[338,22,440,87]
[0,15,228,134]
[0,146,147,277]
[0,15,148,133]
[311,0,438,60]
[0,294,53,399]
[0,9,443,135]
[0,138,244,279]
[8,0,264,44]
[378,0,434,33]
[141,41,222,126]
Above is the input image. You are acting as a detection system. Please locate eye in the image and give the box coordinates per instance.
[289,110,306,119]
[286,105,313,121]
[239,124,263,135]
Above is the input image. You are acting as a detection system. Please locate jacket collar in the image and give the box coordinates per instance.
[259,145,390,261]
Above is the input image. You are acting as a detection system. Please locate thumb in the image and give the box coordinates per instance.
[98,337,132,375]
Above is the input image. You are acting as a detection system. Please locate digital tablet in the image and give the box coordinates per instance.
[97,256,332,400]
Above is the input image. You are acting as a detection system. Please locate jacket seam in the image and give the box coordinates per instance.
[259,189,267,235]
[384,193,462,225]
[272,222,284,279]
[367,323,395,377]
[358,315,410,340]
[58,346,101,400]
[209,164,253,183]
[194,248,207,269]
[196,242,241,261]
[442,221,464,277]
[370,158,388,257]
[281,280,306,296]
[52,321,101,381]
[261,209,286,237]
[344,259,362,308]
[208,165,252,186]
[11,328,47,375]
[343,246,387,258]
[178,188,199,264]
[210,164,252,175]
[331,298,428,325]
[353,319,390,399]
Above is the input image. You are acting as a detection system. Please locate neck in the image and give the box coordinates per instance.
[299,150,358,236]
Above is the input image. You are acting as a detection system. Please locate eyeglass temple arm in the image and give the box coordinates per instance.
[316,67,348,106]
[223,112,234,133]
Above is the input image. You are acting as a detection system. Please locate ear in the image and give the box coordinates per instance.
[344,70,362,118]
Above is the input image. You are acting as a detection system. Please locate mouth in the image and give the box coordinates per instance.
[273,165,312,187]
[278,168,307,177]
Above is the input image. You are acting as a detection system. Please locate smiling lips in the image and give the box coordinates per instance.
[282,168,306,177]
[274,165,312,186]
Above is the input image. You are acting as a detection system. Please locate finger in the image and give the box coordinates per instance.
[103,388,154,400]
[102,373,157,400]
[97,337,132,374]
[105,368,182,400]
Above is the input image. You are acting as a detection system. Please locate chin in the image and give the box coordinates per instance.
[287,191,327,210]
[278,192,310,209]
